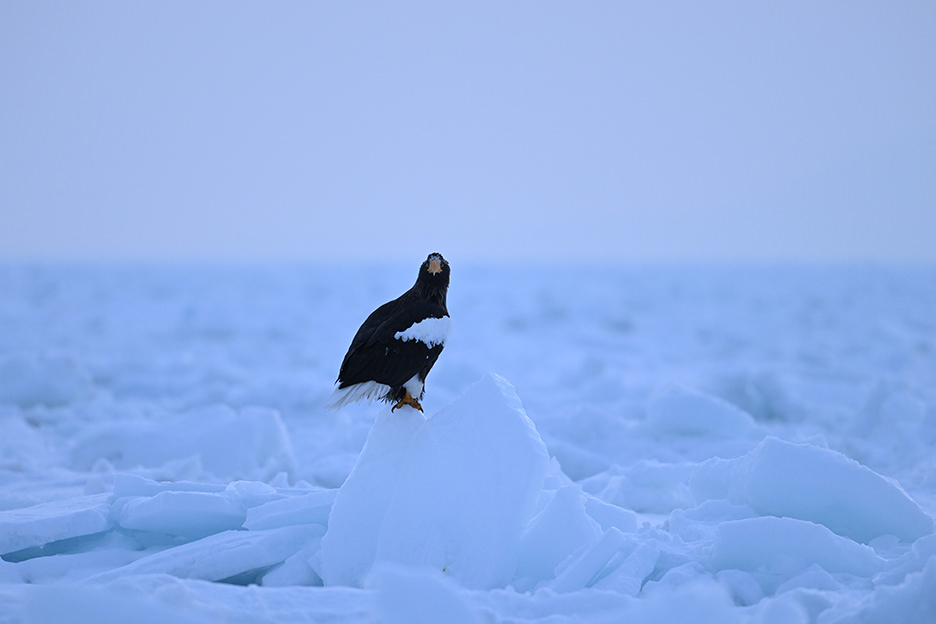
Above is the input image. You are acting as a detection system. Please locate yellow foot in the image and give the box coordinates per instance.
[392,392,423,413]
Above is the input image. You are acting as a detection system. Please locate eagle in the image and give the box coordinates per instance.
[325,252,451,413]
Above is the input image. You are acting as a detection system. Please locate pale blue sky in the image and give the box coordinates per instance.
[2,1,934,264]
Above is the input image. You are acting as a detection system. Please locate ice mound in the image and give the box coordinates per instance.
[0,473,331,586]
[691,436,934,543]
[710,516,884,578]
[583,460,696,514]
[69,405,296,482]
[645,383,761,438]
[89,525,320,584]
[515,486,602,586]
[317,403,427,587]
[0,353,92,408]
[118,492,241,538]
[0,494,112,555]
[320,373,550,589]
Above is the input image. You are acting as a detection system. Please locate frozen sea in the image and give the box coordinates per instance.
[1,262,935,623]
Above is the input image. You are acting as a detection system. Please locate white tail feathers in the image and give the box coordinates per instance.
[324,381,391,411]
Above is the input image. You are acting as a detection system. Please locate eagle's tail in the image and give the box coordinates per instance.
[324,380,391,411]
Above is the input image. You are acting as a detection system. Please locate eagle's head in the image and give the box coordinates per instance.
[425,253,448,275]
[414,252,450,304]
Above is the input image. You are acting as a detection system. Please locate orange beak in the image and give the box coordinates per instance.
[428,259,442,275]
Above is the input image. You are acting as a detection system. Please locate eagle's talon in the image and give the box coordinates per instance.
[392,392,423,413]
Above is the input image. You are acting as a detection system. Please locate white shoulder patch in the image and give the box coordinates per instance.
[394,315,452,348]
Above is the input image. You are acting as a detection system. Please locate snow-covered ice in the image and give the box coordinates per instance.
[1,263,935,623]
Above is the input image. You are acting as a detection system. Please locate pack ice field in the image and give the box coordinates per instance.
[1,263,934,623]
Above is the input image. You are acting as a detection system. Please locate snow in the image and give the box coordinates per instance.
[393,315,452,347]
[370,563,482,624]
[1,263,935,622]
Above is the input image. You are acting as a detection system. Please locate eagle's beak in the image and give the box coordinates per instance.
[428,259,442,275]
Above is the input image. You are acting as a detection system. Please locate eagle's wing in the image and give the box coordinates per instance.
[337,299,448,389]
